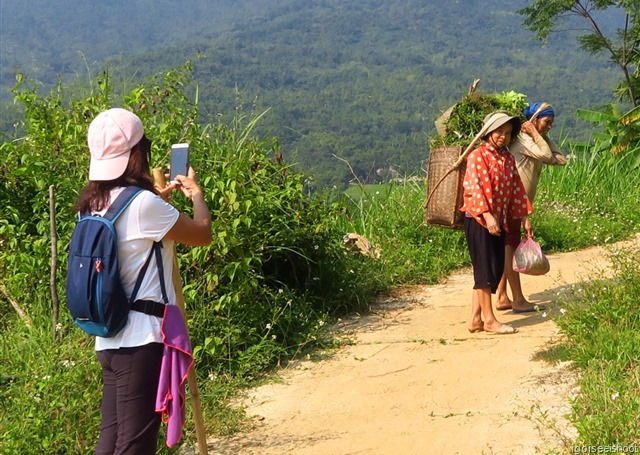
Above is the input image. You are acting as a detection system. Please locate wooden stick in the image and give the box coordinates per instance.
[153,168,208,455]
[49,185,60,340]
[0,282,33,328]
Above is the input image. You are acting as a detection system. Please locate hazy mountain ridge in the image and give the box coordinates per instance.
[1,0,620,187]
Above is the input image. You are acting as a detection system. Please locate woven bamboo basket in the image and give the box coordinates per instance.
[424,146,466,229]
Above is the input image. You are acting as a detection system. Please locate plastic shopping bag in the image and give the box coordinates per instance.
[512,237,550,276]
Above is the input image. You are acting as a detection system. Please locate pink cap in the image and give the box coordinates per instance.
[87,108,144,181]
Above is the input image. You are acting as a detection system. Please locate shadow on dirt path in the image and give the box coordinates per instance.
[206,241,632,455]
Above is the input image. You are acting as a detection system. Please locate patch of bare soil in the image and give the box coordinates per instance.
[206,242,627,455]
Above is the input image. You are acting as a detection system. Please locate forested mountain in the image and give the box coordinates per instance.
[1,0,620,188]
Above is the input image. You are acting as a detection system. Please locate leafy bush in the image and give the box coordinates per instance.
[4,60,640,452]
[0,63,379,452]
[0,329,101,454]
[533,137,640,251]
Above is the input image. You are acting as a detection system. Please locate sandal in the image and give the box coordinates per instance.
[487,325,518,335]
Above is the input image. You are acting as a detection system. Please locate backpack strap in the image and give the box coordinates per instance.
[129,241,169,317]
[103,186,145,222]
[101,186,170,318]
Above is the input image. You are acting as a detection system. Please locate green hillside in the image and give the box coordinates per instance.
[1,0,619,188]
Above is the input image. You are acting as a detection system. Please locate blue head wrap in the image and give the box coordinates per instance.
[524,102,555,120]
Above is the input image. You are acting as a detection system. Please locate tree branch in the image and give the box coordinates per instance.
[0,282,33,328]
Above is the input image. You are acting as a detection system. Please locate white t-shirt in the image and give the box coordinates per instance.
[94,188,180,351]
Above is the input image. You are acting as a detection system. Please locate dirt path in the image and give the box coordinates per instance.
[209,244,621,455]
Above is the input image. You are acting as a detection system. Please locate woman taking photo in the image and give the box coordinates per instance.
[76,108,212,454]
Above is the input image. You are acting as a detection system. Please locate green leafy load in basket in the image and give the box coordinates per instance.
[431,91,528,148]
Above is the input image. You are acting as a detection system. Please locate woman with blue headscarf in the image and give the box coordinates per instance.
[495,102,567,313]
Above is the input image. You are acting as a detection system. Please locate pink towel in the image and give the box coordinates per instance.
[155,305,194,447]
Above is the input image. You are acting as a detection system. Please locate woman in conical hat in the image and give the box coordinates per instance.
[459,112,533,334]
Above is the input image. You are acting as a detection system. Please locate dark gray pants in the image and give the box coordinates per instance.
[95,342,163,455]
[464,216,505,293]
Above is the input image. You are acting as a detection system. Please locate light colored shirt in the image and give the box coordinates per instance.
[95,188,180,351]
[509,133,566,202]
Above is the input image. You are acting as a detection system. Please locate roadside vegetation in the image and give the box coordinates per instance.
[535,108,640,448]
[0,65,469,454]
[1,1,640,449]
[1,62,640,453]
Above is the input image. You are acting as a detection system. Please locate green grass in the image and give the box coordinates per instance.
[552,250,640,445]
[3,70,640,452]
[338,179,470,285]
[5,142,640,453]
[524,142,640,446]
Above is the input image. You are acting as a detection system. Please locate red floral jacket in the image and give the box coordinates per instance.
[460,143,532,230]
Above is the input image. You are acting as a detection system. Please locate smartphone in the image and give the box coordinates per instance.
[170,143,189,182]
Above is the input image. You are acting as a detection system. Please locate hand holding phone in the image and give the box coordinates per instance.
[170,143,189,183]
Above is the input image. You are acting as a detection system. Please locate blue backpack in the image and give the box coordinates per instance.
[66,187,167,337]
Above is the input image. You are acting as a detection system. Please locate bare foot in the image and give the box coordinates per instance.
[495,298,512,311]
[512,301,546,314]
[468,316,484,333]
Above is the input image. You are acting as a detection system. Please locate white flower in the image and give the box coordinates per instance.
[542,312,548,318]
[612,391,620,400]
[266,323,272,330]
[560,308,567,315]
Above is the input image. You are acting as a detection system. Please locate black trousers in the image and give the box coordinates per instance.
[464,216,505,293]
[95,342,163,455]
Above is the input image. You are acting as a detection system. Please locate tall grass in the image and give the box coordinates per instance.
[530,143,640,251]
[337,180,469,285]
[3,66,640,452]
[526,138,640,446]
